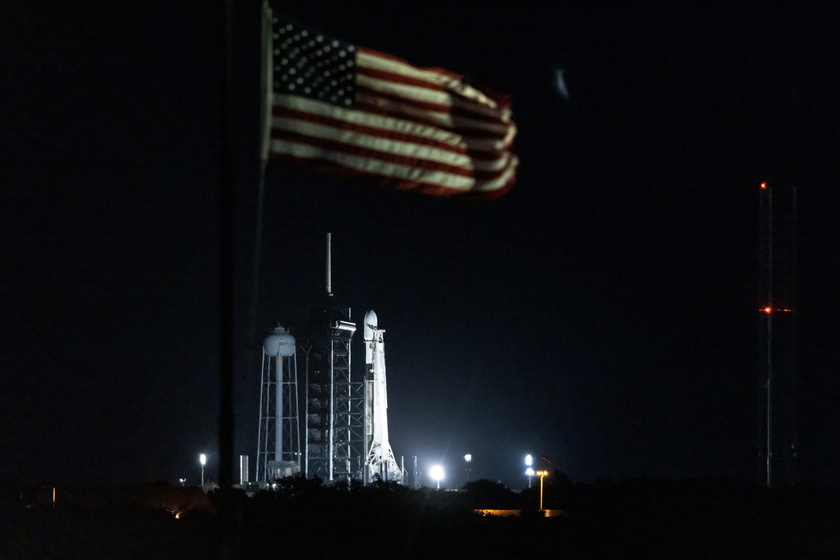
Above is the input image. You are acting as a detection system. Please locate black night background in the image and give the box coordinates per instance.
[3,2,840,556]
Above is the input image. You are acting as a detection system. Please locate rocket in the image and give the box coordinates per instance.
[363,310,402,483]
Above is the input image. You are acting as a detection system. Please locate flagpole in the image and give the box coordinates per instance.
[249,0,275,342]
[218,0,236,557]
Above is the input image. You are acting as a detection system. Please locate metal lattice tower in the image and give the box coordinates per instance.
[759,182,797,487]
[256,324,301,482]
[301,234,364,481]
[302,304,364,481]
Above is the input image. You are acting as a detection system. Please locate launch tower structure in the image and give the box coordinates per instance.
[256,324,301,482]
[759,182,797,487]
[363,310,402,483]
[300,234,365,481]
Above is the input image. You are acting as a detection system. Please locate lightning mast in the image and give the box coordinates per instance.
[759,181,797,487]
[363,310,402,483]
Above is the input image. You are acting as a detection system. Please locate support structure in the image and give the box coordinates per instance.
[256,324,301,482]
[759,181,797,487]
[302,234,364,481]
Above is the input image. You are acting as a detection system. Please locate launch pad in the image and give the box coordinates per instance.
[255,235,403,485]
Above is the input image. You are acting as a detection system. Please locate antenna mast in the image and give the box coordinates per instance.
[326,233,332,296]
[759,181,797,487]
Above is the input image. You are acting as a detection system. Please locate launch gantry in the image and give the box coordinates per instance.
[254,235,403,486]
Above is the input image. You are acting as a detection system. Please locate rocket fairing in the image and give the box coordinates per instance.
[363,310,402,483]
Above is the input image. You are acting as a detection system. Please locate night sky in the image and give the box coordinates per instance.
[3,2,840,488]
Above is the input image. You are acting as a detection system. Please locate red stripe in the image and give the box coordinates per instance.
[357,46,461,81]
[355,70,513,125]
[271,152,515,199]
[355,85,512,132]
[357,65,449,93]
[270,128,513,182]
[355,84,450,116]
[272,104,508,161]
[357,48,512,113]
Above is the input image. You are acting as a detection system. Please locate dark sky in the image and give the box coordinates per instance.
[3,2,840,488]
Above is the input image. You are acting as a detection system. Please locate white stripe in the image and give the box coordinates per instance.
[356,74,510,135]
[356,57,514,123]
[473,156,518,192]
[274,117,471,168]
[270,139,479,192]
[358,49,502,110]
[354,89,515,139]
[356,72,452,107]
[271,112,516,173]
[275,94,515,153]
[272,138,518,194]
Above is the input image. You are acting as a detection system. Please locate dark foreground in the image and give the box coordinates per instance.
[4,478,840,559]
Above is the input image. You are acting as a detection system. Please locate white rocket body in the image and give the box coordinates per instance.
[363,310,402,483]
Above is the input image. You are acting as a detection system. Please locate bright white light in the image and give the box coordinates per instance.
[525,467,535,477]
[200,453,207,466]
[464,454,472,463]
[429,464,445,488]
[525,454,533,466]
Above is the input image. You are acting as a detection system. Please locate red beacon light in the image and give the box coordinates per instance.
[763,306,773,314]
[760,182,767,190]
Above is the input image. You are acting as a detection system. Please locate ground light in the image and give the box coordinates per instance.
[199,453,207,486]
[464,454,472,483]
[525,454,534,488]
[536,470,549,511]
[429,464,444,489]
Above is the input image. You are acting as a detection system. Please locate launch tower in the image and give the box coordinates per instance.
[300,234,365,481]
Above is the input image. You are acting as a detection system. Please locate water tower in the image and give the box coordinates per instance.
[256,324,301,482]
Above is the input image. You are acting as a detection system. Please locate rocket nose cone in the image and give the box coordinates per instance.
[363,310,377,340]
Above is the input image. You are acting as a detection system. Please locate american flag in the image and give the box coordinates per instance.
[267,16,518,198]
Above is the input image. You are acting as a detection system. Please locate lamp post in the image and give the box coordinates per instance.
[199,453,207,487]
[525,454,534,488]
[536,470,549,511]
[464,454,472,483]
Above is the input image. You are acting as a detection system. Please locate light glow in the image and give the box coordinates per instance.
[429,464,445,489]
[536,470,549,511]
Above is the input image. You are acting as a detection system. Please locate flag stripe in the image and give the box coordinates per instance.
[357,50,514,124]
[271,142,518,196]
[357,48,505,112]
[272,103,510,162]
[353,90,514,143]
[269,18,518,197]
[355,84,514,136]
[270,128,515,182]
